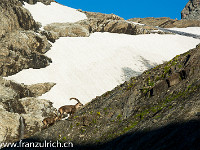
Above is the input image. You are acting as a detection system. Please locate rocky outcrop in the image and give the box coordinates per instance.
[0,106,20,143]
[0,77,56,144]
[0,30,52,76]
[0,1,57,144]
[89,19,151,34]
[44,22,90,37]
[19,97,57,139]
[20,0,55,5]
[39,30,59,43]
[0,0,52,77]
[44,19,154,38]
[181,0,200,20]
[128,17,200,28]
[27,82,56,97]
[0,98,56,144]
[0,0,39,38]
[78,10,124,20]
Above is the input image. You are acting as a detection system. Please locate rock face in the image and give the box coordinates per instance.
[29,44,200,149]
[128,17,200,28]
[0,77,56,144]
[27,82,56,97]
[0,0,52,77]
[0,106,20,143]
[44,22,91,37]
[0,98,56,144]
[0,31,52,76]
[0,0,39,38]
[20,0,55,5]
[181,0,200,20]
[78,10,124,21]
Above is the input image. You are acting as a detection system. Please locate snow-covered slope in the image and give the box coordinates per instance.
[5,2,200,109]
[23,2,87,26]
[6,32,200,108]
[169,27,200,35]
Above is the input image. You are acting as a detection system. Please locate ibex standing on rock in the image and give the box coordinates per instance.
[58,98,83,119]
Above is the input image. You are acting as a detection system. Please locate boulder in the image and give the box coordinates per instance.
[40,30,59,43]
[166,73,181,87]
[0,97,56,144]
[89,19,151,35]
[0,30,52,76]
[19,97,57,138]
[44,22,90,37]
[27,82,56,97]
[78,10,124,20]
[0,106,20,144]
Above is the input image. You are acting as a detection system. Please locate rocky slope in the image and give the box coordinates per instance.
[128,17,200,28]
[0,0,52,77]
[0,76,56,144]
[43,9,171,40]
[182,0,200,20]
[24,39,200,149]
[0,0,57,144]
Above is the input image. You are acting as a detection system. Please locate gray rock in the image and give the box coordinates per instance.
[44,22,90,37]
[0,106,20,144]
[78,10,124,20]
[0,30,52,76]
[181,0,200,20]
[20,0,55,5]
[0,97,56,144]
[0,77,57,144]
[40,30,59,43]
[27,82,56,97]
[0,0,38,39]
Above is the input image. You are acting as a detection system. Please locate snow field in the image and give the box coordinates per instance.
[23,2,87,26]
[5,32,200,109]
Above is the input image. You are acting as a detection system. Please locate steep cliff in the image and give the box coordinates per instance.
[182,0,200,20]
[0,0,52,77]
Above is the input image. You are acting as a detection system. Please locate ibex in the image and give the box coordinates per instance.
[58,98,83,119]
[42,114,60,129]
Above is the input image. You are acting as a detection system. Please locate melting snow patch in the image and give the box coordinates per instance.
[23,2,87,27]
[5,32,200,109]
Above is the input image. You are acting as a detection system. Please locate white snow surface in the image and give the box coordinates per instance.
[169,27,200,35]
[5,32,200,109]
[23,2,87,26]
